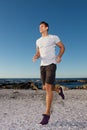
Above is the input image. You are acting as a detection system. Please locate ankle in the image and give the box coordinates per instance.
[44,112,50,116]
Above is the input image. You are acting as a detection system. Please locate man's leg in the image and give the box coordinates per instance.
[43,84,65,100]
[52,85,65,99]
[40,64,56,125]
[40,83,52,125]
[45,83,53,115]
[42,84,53,115]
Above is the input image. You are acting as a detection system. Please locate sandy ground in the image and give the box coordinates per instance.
[0,89,87,130]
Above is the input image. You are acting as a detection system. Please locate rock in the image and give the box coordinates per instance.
[30,82,38,90]
[82,84,87,89]
[76,84,87,89]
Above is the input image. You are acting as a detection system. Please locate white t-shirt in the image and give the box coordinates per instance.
[36,34,61,66]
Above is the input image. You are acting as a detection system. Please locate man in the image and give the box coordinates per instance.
[33,21,65,125]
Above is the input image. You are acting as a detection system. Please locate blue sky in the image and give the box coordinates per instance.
[0,0,87,78]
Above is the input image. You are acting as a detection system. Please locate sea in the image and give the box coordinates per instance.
[0,78,87,89]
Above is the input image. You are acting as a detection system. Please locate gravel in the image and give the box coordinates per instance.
[0,89,87,130]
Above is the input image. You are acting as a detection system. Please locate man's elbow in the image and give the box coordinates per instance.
[63,45,65,51]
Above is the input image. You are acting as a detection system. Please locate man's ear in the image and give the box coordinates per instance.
[46,27,48,30]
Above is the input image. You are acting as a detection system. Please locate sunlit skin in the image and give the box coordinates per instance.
[39,24,48,35]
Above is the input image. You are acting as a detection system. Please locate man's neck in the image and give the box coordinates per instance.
[41,32,49,37]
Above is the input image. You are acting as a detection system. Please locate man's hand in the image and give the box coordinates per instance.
[56,56,61,63]
[32,55,38,62]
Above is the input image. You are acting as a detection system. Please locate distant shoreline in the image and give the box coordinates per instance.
[0,77,87,79]
[0,78,87,89]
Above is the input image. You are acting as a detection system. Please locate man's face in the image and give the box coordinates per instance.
[39,24,48,33]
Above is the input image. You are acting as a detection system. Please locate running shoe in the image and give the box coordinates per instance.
[59,87,65,99]
[40,114,50,125]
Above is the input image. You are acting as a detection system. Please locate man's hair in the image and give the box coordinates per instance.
[40,21,49,31]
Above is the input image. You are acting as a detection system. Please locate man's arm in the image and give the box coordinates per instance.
[56,41,65,63]
[32,47,40,62]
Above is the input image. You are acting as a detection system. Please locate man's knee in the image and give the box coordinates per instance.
[45,83,52,91]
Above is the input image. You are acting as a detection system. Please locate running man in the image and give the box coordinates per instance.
[33,21,65,125]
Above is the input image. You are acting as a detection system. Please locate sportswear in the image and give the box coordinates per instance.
[36,35,60,66]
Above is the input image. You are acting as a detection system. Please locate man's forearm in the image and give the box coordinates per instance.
[35,52,40,58]
[58,45,65,58]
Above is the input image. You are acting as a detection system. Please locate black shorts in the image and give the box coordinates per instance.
[40,63,57,85]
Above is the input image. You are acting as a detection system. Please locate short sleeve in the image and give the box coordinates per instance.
[36,40,38,48]
[54,35,61,43]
